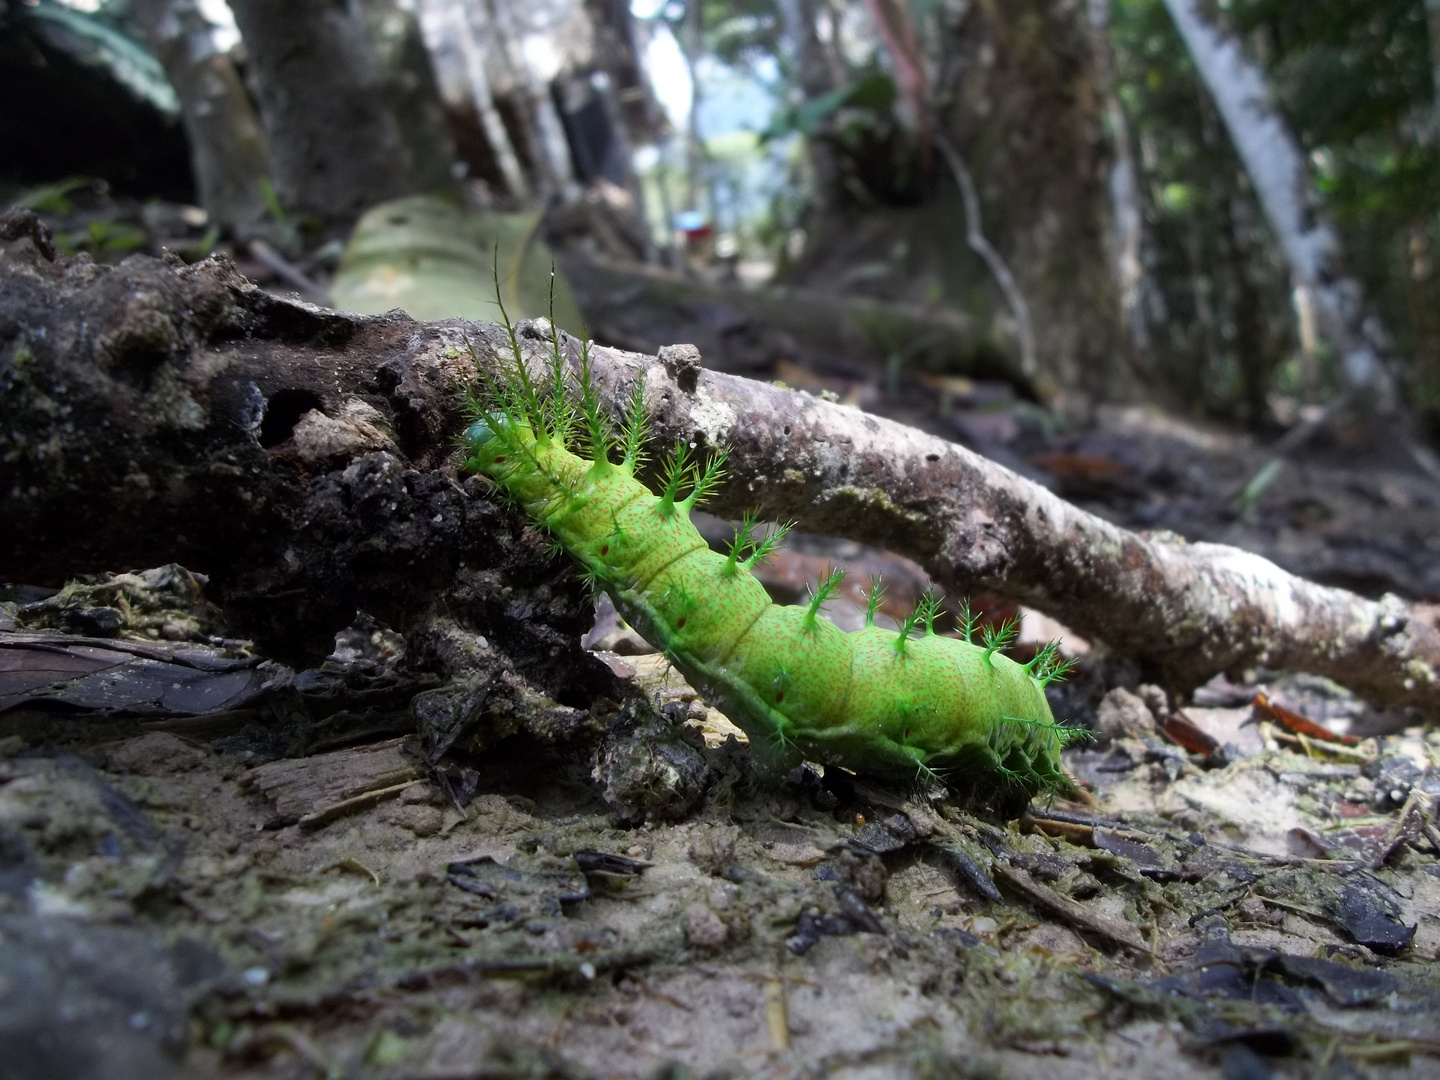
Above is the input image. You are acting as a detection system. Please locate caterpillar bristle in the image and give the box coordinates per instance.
[804,565,846,628]
[542,271,575,447]
[573,336,613,467]
[620,380,648,472]
[490,248,543,430]
[657,439,693,515]
[863,576,886,628]
[1024,640,1057,675]
[1001,714,1069,737]
[896,588,938,648]
[683,447,728,512]
[1025,641,1077,687]
[956,598,979,644]
[1043,656,1078,687]
[918,586,943,637]
[981,615,1020,663]
[742,520,792,570]
[722,509,763,577]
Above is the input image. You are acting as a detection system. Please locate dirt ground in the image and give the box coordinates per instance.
[5,595,1440,1079]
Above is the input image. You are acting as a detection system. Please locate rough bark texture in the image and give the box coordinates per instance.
[2,210,1436,718]
[226,0,418,230]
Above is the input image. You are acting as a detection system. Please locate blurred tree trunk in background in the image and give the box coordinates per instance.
[227,0,454,235]
[360,0,460,197]
[1162,0,1398,415]
[132,0,272,235]
[790,0,1128,410]
[940,0,1127,408]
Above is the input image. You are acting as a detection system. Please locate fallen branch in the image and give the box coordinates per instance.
[2,210,1436,718]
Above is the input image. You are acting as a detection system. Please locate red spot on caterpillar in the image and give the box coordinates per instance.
[903,727,911,741]
[676,617,686,629]
[600,544,609,555]
[494,455,506,463]
[775,691,784,703]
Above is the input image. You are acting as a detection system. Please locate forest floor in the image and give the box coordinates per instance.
[5,401,1440,1080]
[5,192,1440,1079]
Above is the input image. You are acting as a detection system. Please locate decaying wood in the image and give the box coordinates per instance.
[242,736,421,828]
[1,210,1437,719]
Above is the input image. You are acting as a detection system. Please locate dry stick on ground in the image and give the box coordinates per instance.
[1,214,1436,718]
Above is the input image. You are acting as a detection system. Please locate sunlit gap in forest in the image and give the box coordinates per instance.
[631,0,797,285]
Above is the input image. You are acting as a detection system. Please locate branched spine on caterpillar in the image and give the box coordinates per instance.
[460,301,1082,807]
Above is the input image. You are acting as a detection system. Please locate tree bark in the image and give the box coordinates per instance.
[2,210,1436,718]
[940,0,1127,409]
[226,0,419,231]
[790,0,1130,410]
[360,0,461,198]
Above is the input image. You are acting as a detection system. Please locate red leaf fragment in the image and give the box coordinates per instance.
[1158,711,1221,756]
[1252,692,1360,747]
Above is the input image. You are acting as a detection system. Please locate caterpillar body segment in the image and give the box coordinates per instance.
[461,345,1078,804]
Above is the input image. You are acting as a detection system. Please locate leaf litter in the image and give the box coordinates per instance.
[4,557,1440,1077]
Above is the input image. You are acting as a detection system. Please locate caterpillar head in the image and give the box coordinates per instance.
[462,411,535,474]
[463,415,503,452]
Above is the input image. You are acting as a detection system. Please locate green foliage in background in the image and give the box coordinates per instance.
[1227,0,1440,415]
[1111,0,1299,426]
[24,0,179,117]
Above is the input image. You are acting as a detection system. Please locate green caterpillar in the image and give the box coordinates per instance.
[461,320,1079,805]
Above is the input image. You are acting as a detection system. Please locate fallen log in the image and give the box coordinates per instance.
[2,209,1436,719]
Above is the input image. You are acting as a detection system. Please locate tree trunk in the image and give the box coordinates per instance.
[940,0,1128,409]
[131,0,273,235]
[431,0,532,199]
[791,0,1130,410]
[360,0,461,197]
[1161,0,1396,410]
[226,0,421,232]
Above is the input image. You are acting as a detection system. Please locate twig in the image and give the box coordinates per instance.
[933,132,1038,384]
[990,862,1152,955]
[248,238,330,303]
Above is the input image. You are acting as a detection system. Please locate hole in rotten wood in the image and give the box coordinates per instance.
[258,388,324,448]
